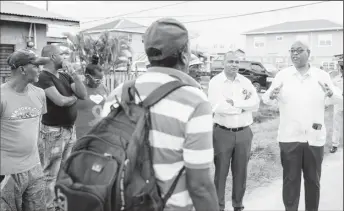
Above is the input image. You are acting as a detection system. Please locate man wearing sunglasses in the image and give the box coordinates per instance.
[34,45,87,211]
[262,41,342,211]
[1,49,49,210]
[208,51,260,211]
[330,57,343,153]
[75,56,109,139]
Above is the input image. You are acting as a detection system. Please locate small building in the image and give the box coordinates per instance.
[235,49,246,60]
[243,19,343,71]
[0,1,79,82]
[82,19,147,62]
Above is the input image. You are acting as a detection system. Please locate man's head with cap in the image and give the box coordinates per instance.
[7,49,49,83]
[143,18,191,72]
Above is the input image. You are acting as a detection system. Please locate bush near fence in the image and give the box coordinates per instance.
[79,72,137,92]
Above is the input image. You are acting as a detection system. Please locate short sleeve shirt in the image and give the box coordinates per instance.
[1,83,47,175]
[75,82,109,139]
[34,70,77,127]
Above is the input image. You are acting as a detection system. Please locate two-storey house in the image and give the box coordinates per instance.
[243,19,343,71]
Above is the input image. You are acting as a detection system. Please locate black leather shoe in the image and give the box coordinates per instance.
[234,207,244,211]
[330,146,338,153]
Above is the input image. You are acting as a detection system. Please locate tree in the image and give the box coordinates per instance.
[63,31,132,74]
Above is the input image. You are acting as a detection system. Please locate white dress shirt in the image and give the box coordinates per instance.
[332,74,343,112]
[262,66,343,146]
[208,72,260,128]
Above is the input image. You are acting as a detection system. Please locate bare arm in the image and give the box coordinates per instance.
[184,101,219,211]
[44,86,77,107]
[70,73,87,100]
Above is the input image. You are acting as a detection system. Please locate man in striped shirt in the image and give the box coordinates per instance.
[102,18,219,211]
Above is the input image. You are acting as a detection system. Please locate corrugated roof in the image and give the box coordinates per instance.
[0,1,79,23]
[83,19,147,34]
[243,19,343,35]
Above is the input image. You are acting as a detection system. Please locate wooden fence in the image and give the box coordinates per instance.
[103,72,137,92]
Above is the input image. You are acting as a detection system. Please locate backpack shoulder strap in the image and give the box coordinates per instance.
[162,166,185,205]
[121,79,137,104]
[142,80,189,108]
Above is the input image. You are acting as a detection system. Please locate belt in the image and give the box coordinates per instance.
[215,123,248,132]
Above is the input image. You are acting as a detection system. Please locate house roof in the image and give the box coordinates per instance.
[83,19,147,34]
[0,1,79,23]
[243,19,343,35]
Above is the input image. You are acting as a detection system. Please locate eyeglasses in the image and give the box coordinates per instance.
[289,49,305,54]
[227,60,240,64]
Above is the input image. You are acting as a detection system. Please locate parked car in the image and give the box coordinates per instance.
[262,63,279,77]
[210,60,273,92]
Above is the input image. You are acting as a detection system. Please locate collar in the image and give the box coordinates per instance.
[292,64,314,77]
[147,67,201,88]
[219,71,242,83]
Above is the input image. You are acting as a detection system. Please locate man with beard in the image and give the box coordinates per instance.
[262,41,342,211]
[34,45,87,211]
[1,49,49,211]
[208,51,260,211]
[330,57,343,153]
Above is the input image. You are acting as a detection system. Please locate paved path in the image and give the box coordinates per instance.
[225,149,343,211]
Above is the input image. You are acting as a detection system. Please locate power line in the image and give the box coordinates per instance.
[70,14,246,19]
[183,1,329,24]
[56,1,330,30]
[81,1,191,24]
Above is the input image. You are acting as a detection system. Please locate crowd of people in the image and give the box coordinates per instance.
[0,17,343,211]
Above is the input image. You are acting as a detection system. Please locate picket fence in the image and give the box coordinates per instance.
[103,72,137,92]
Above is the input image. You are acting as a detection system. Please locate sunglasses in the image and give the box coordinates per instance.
[86,74,103,83]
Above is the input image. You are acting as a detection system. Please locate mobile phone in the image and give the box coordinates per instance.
[312,123,322,130]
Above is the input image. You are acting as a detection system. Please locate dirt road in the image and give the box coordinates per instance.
[225,149,343,211]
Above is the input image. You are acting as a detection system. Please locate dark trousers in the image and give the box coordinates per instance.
[213,124,253,210]
[279,142,324,211]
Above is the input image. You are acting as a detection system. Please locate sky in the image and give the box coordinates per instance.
[16,1,344,51]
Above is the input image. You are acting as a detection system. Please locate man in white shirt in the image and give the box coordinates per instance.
[208,51,260,211]
[262,41,343,211]
[330,59,343,153]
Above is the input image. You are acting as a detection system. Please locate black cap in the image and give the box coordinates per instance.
[144,18,189,61]
[7,49,50,69]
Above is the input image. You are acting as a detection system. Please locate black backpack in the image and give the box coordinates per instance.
[54,80,189,211]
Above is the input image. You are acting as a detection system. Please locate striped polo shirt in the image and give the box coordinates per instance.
[102,67,214,210]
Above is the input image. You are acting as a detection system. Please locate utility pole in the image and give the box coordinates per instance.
[46,1,49,11]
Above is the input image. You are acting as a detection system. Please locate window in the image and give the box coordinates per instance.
[296,34,309,43]
[276,36,283,41]
[251,64,264,72]
[0,44,15,82]
[318,34,332,47]
[128,34,132,43]
[142,35,144,43]
[254,37,265,48]
[322,61,336,71]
